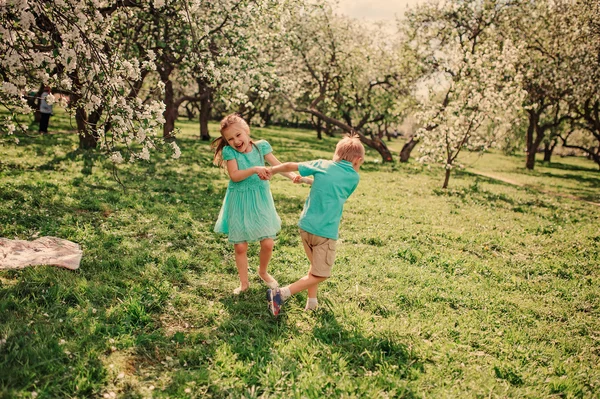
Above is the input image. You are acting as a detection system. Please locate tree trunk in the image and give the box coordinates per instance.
[376,123,386,140]
[373,140,393,161]
[442,167,451,189]
[71,91,100,149]
[185,103,195,121]
[342,112,352,127]
[260,105,272,126]
[543,144,552,162]
[313,116,323,140]
[162,78,177,138]
[78,127,98,149]
[325,122,334,137]
[576,98,600,168]
[158,64,178,139]
[525,110,543,170]
[543,139,557,163]
[76,107,101,149]
[399,137,419,162]
[199,94,211,141]
[384,121,391,141]
[593,147,600,167]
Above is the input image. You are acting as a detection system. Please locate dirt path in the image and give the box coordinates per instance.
[467,170,600,207]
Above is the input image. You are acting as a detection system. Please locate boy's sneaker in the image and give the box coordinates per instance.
[266,288,283,316]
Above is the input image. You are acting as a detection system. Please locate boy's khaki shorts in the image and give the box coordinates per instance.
[299,228,337,277]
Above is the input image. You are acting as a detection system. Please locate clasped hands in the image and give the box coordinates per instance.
[255,166,273,180]
[255,167,307,184]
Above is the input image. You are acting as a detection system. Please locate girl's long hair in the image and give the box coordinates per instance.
[211,114,251,168]
[211,136,228,169]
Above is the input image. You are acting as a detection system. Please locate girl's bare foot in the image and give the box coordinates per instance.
[233,285,249,295]
[258,272,278,289]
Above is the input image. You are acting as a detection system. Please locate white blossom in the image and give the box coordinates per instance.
[45,93,56,105]
[138,146,150,161]
[1,82,19,96]
[170,141,181,159]
[110,151,124,164]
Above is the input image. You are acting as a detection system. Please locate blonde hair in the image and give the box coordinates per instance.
[333,134,364,162]
[211,114,252,168]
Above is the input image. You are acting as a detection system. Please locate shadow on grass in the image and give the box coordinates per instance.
[126,288,303,398]
[311,309,423,396]
[434,177,566,213]
[35,148,98,175]
[537,159,599,173]
[454,171,595,210]
[537,171,600,189]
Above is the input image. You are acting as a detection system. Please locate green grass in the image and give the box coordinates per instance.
[1,110,599,398]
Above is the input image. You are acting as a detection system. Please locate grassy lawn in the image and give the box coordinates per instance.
[1,110,599,398]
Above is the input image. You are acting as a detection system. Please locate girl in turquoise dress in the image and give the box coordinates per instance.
[213,114,298,294]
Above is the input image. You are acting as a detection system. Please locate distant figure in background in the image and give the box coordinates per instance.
[39,87,52,134]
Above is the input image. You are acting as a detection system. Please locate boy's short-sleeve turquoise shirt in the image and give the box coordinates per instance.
[297,159,360,240]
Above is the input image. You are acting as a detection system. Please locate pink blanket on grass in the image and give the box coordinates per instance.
[0,237,82,270]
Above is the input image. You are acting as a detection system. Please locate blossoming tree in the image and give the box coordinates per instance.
[558,0,600,168]
[128,0,292,140]
[276,2,419,162]
[0,0,300,163]
[405,0,525,188]
[501,0,580,170]
[0,0,171,162]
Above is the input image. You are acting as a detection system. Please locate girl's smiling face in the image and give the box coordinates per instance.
[222,124,251,153]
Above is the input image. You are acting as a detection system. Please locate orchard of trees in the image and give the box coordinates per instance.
[1,0,599,187]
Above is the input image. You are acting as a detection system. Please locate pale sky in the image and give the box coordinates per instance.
[336,0,423,22]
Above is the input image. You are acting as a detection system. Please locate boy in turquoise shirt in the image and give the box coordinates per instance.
[267,135,365,316]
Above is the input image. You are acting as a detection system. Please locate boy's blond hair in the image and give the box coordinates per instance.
[333,134,364,162]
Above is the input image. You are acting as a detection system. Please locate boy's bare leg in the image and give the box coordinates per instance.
[288,273,327,295]
[307,282,318,299]
[297,238,325,308]
[272,234,325,310]
[258,238,278,287]
[233,242,249,294]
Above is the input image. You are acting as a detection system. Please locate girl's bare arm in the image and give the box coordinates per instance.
[264,153,298,180]
[226,159,266,182]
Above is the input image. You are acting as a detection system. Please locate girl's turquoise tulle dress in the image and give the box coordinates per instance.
[214,140,281,243]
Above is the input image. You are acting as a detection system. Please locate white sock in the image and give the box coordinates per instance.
[305,298,318,310]
[280,287,291,300]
